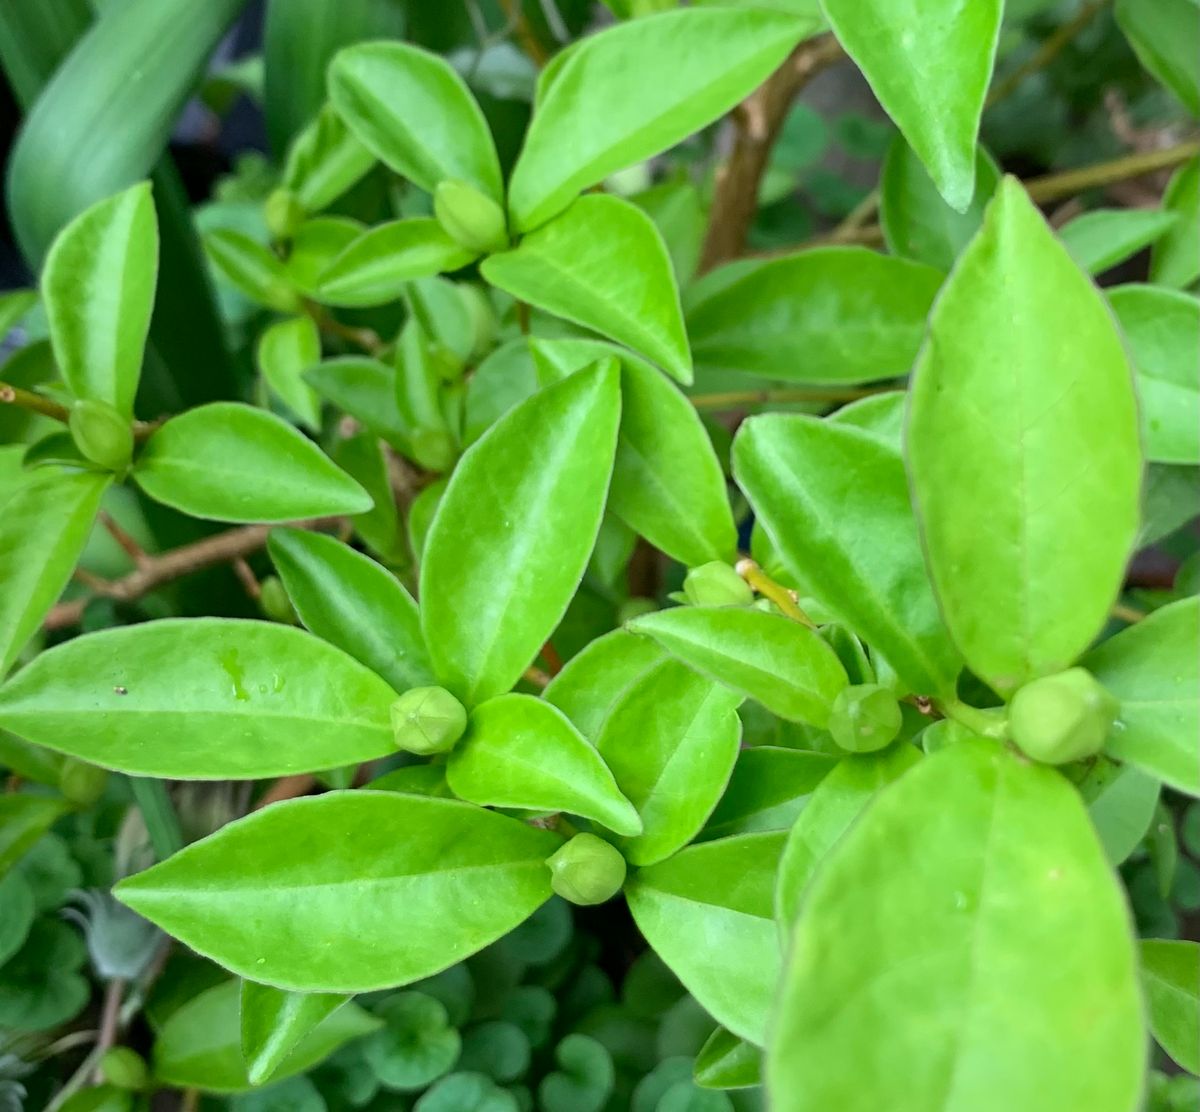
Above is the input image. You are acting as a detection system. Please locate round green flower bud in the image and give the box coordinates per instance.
[546,834,627,906]
[100,1046,149,1091]
[434,179,509,254]
[59,758,108,806]
[69,399,133,471]
[258,576,298,625]
[264,188,305,241]
[1009,667,1118,765]
[682,562,754,609]
[391,686,468,756]
[829,683,903,754]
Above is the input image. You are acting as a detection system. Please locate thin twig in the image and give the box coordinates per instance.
[303,302,385,357]
[44,518,342,630]
[700,34,845,272]
[0,381,71,423]
[736,558,816,627]
[1024,140,1200,203]
[499,0,550,66]
[99,512,149,567]
[690,385,897,411]
[90,978,126,1083]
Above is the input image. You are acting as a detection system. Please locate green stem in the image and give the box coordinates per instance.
[0,379,71,423]
[128,777,184,859]
[690,385,897,411]
[736,558,816,627]
[1025,140,1200,204]
[935,699,1009,740]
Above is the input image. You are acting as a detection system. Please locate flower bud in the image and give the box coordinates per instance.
[100,1046,149,1091]
[258,576,298,625]
[1009,667,1118,765]
[546,834,627,906]
[59,758,108,806]
[682,562,754,609]
[264,188,305,242]
[829,683,903,754]
[434,179,508,254]
[69,399,133,471]
[390,686,468,756]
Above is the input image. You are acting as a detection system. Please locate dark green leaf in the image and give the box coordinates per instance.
[280,105,376,215]
[1140,939,1200,1073]
[1115,0,1200,116]
[0,793,71,877]
[693,1027,761,1090]
[703,747,837,839]
[257,316,323,431]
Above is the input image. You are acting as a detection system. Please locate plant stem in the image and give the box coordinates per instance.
[1025,140,1200,203]
[1111,602,1146,624]
[736,558,815,627]
[935,699,1009,740]
[90,977,126,1083]
[127,777,184,859]
[0,380,71,423]
[690,385,897,411]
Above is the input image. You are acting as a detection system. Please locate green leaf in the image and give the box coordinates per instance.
[826,391,905,447]
[0,793,70,877]
[1115,0,1200,117]
[421,361,620,706]
[328,41,502,202]
[686,249,942,384]
[134,402,371,523]
[1079,759,1161,866]
[117,792,560,991]
[531,339,735,564]
[820,0,1001,209]
[734,414,961,696]
[0,918,88,1031]
[1059,208,1181,275]
[0,618,399,778]
[596,659,742,865]
[626,832,784,1045]
[363,992,462,1091]
[0,468,108,676]
[907,178,1141,696]
[1140,939,1200,1074]
[280,104,376,215]
[419,1073,521,1111]
[240,981,349,1087]
[0,871,34,964]
[703,747,837,840]
[268,528,434,692]
[448,694,642,836]
[774,744,922,931]
[768,740,1145,1112]
[5,0,245,263]
[465,340,539,445]
[42,182,157,417]
[316,220,477,307]
[879,136,1001,271]
[507,6,813,231]
[483,196,691,384]
[284,216,363,295]
[0,288,37,340]
[539,1035,615,1112]
[153,979,378,1092]
[628,607,847,725]
[304,356,409,449]
[332,431,404,562]
[1152,157,1200,289]
[204,229,301,312]
[1083,597,1200,797]
[257,316,323,431]
[1109,284,1200,465]
[693,1027,762,1090]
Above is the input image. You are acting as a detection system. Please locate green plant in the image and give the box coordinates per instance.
[1,1,1198,1110]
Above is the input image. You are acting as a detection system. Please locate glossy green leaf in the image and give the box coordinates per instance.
[257,316,323,431]
[507,6,812,231]
[1109,284,1200,465]
[693,1027,761,1090]
[1140,939,1200,1073]
[686,249,941,384]
[153,979,377,1092]
[483,196,691,384]
[703,747,837,840]
[364,992,462,1091]
[421,361,620,706]
[1115,0,1200,116]
[774,743,922,930]
[117,792,560,991]
[880,136,1001,271]
[284,216,363,295]
[821,0,1001,209]
[134,402,371,523]
[531,338,735,564]
[240,981,349,1086]
[280,104,376,215]
[907,178,1141,696]
[1083,597,1200,797]
[268,528,434,692]
[1059,208,1180,275]
[769,740,1145,1112]
[1079,759,1161,866]
[329,41,502,202]
[596,658,742,865]
[0,918,88,1032]
[42,182,157,417]
[626,832,785,1045]
[204,228,300,312]
[734,414,961,696]
[332,430,405,562]
[826,391,905,447]
[0,468,108,676]
[464,340,539,445]
[0,794,70,876]
[448,694,641,835]
[0,618,399,778]
[304,357,409,449]
[316,220,476,308]
[628,607,847,725]
[1151,157,1200,289]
